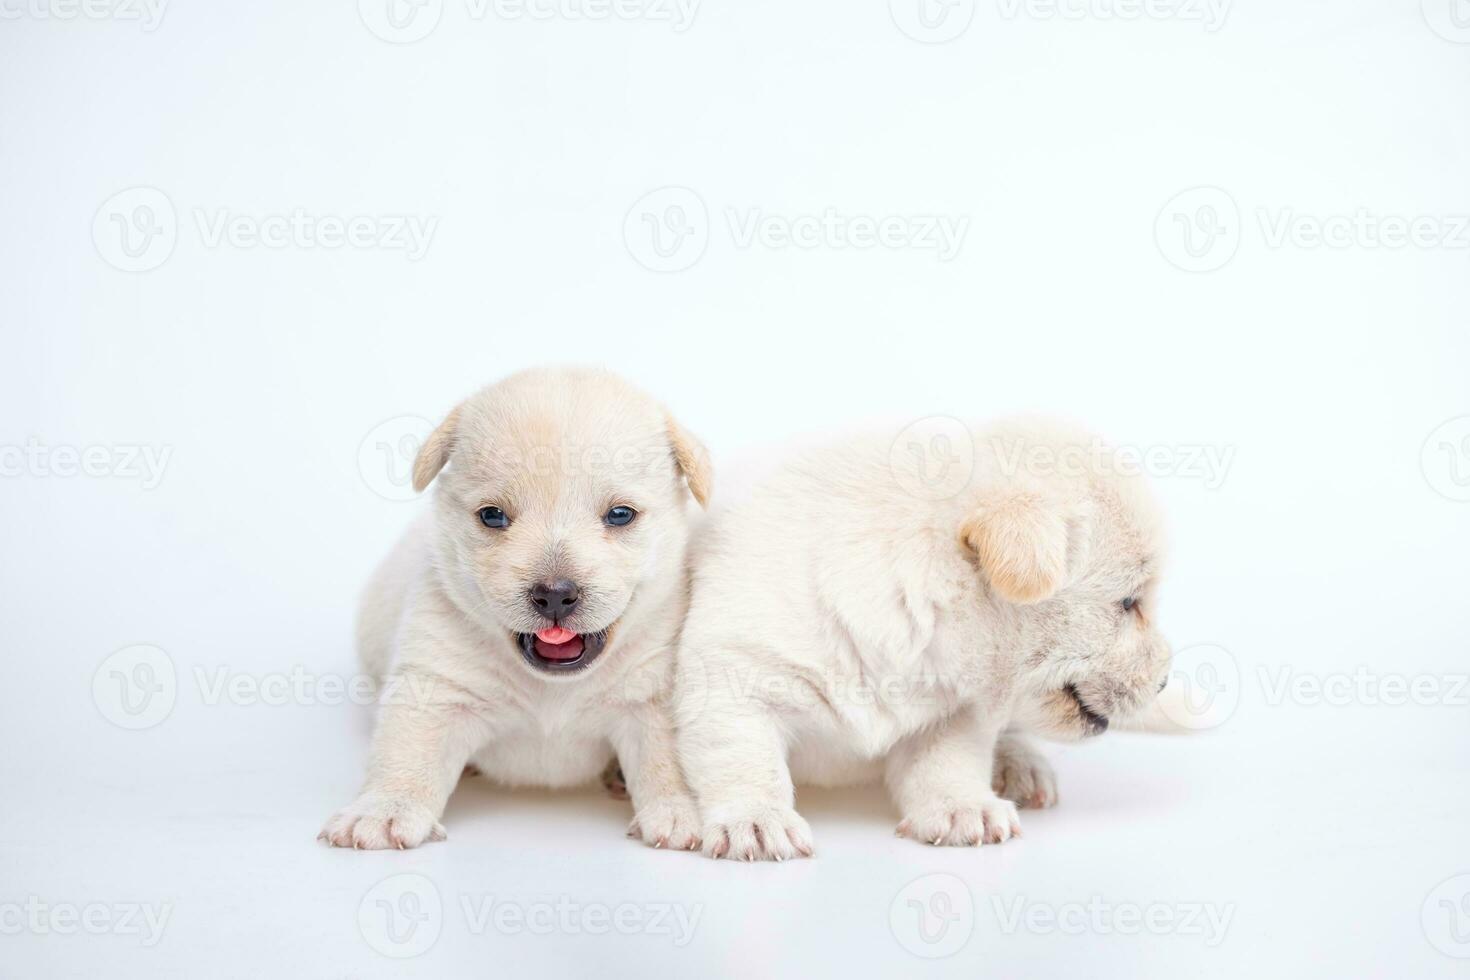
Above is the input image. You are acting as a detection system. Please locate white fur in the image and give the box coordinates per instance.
[674,418,1171,859]
[320,368,710,851]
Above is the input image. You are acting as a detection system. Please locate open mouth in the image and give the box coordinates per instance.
[1064,683,1110,736]
[515,625,611,674]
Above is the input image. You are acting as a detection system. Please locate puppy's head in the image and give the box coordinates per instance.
[960,424,1170,739]
[414,367,711,678]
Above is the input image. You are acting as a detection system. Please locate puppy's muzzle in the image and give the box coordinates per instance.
[528,578,580,621]
[1064,683,1110,736]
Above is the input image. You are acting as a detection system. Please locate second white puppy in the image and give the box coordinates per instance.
[675,418,1172,860]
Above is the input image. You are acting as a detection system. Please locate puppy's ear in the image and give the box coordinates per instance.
[665,412,712,508]
[959,489,1087,604]
[412,405,462,493]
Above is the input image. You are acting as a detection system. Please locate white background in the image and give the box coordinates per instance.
[3,0,1469,976]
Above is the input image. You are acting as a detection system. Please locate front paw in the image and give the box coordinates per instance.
[897,795,1021,846]
[627,797,701,851]
[318,794,446,850]
[700,803,814,861]
[992,738,1059,809]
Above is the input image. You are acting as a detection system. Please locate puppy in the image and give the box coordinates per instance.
[320,367,711,850]
[674,417,1171,859]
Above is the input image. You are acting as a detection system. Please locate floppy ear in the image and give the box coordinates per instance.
[665,413,712,508]
[959,488,1084,604]
[412,405,462,493]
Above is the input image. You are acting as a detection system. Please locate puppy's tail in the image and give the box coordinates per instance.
[1112,682,1222,734]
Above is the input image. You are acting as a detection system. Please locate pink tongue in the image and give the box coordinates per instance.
[533,626,583,661]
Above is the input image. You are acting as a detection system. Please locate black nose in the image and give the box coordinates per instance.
[529,579,579,619]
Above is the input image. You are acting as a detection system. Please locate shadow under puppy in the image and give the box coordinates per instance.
[321,367,710,850]
[675,418,1172,860]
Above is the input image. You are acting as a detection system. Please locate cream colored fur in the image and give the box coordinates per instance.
[320,368,710,850]
[674,418,1172,859]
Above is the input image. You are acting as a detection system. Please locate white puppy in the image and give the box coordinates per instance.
[321,367,711,850]
[675,418,1171,860]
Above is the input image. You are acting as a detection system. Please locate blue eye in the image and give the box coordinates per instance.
[478,506,509,529]
[604,506,636,527]
[1121,596,1138,612]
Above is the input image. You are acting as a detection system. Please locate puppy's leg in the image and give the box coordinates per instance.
[679,689,813,862]
[888,707,1022,846]
[992,729,1058,809]
[613,707,700,851]
[319,673,493,850]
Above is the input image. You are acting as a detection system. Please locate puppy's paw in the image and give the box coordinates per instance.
[992,738,1058,809]
[318,795,446,850]
[897,795,1022,846]
[700,803,814,862]
[627,797,701,851]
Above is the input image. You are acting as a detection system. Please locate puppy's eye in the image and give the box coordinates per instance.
[477,506,510,529]
[604,506,637,527]
[1121,596,1138,612]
